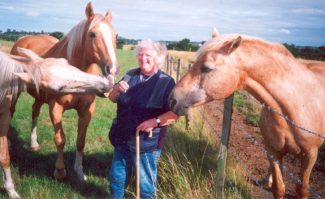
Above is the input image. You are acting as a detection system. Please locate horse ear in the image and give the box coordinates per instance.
[10,54,30,63]
[17,47,43,61]
[85,1,95,20]
[221,36,242,54]
[105,10,113,22]
[212,28,220,38]
[13,72,33,84]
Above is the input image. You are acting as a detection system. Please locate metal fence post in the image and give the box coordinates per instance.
[216,94,234,199]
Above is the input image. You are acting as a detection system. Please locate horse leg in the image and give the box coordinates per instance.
[49,101,66,180]
[263,167,273,189]
[30,100,44,151]
[296,148,318,199]
[0,95,20,198]
[74,101,96,181]
[9,93,20,118]
[267,147,285,199]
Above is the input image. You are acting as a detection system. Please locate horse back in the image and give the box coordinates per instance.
[302,60,325,85]
[10,35,59,57]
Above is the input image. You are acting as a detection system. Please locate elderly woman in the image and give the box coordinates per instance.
[108,39,178,199]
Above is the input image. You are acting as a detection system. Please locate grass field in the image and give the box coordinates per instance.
[0,43,252,198]
[0,40,13,53]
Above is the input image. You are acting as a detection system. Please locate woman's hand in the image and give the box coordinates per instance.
[114,80,129,93]
[136,118,157,133]
[108,81,129,102]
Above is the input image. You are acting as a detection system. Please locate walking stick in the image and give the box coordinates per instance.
[136,129,140,199]
[136,129,153,199]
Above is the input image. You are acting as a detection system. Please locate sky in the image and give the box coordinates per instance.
[0,0,324,46]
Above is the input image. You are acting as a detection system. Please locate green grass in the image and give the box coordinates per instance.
[0,39,14,47]
[233,91,261,127]
[1,48,253,198]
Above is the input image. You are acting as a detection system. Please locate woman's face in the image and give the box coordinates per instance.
[137,48,157,76]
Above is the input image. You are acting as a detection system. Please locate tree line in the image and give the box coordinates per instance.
[1,29,324,61]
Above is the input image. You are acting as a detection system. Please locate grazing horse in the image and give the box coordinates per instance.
[168,31,325,199]
[0,48,113,198]
[10,2,119,181]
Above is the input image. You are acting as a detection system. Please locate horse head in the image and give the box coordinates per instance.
[84,2,119,78]
[169,33,243,116]
[13,48,113,95]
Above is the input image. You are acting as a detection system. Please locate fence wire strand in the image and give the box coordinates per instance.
[203,104,322,199]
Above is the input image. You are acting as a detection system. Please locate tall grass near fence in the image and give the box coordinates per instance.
[0,47,253,198]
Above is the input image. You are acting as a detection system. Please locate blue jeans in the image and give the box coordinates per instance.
[108,146,161,199]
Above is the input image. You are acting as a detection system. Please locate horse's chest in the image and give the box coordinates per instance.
[56,94,95,109]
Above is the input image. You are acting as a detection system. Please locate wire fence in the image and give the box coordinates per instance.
[164,55,323,199]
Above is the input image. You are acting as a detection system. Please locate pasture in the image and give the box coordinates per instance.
[0,45,252,198]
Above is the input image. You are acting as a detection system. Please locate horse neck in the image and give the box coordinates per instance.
[240,47,319,114]
[44,28,88,71]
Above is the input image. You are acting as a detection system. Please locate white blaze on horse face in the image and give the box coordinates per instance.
[98,22,118,75]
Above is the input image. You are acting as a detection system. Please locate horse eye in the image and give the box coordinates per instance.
[201,64,213,73]
[89,32,96,38]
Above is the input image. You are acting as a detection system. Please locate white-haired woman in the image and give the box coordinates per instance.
[108,39,178,199]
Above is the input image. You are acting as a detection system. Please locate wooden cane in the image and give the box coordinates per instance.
[136,129,140,199]
[136,129,152,199]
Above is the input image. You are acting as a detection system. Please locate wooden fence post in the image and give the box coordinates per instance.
[166,54,170,74]
[169,57,173,76]
[176,58,181,82]
[216,94,234,199]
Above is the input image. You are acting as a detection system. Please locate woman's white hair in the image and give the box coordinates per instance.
[134,39,167,68]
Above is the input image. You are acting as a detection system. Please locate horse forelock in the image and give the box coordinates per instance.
[196,37,224,60]
[89,14,106,31]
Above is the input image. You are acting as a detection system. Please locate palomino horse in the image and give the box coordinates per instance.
[10,2,118,181]
[169,32,325,199]
[0,48,113,198]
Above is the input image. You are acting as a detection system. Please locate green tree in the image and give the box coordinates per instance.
[50,31,64,39]
[177,38,190,51]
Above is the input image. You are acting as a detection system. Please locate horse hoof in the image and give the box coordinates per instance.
[262,174,273,189]
[4,183,21,199]
[8,191,21,199]
[31,146,40,152]
[54,168,66,181]
[74,168,88,182]
[79,174,88,182]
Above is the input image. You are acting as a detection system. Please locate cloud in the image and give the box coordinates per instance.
[279,28,291,35]
[0,0,324,46]
[290,8,325,15]
[26,11,40,17]
[0,5,14,10]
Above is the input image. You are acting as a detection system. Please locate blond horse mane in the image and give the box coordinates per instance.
[66,14,106,60]
[197,34,295,60]
[0,51,41,103]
